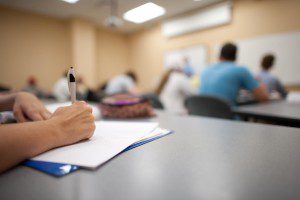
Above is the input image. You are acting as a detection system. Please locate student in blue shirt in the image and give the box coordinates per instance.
[199,43,269,105]
[257,54,288,99]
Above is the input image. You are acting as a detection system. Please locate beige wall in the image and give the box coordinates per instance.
[128,0,300,91]
[0,6,130,91]
[70,19,130,89]
[97,29,130,87]
[70,19,97,88]
[1,0,300,92]
[0,6,71,91]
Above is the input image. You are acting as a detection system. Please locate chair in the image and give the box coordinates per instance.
[140,93,164,109]
[185,95,233,119]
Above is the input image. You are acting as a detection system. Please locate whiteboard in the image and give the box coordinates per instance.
[164,45,207,75]
[213,31,300,85]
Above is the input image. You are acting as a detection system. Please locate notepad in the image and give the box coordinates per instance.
[31,121,158,169]
[24,127,173,176]
[46,102,101,119]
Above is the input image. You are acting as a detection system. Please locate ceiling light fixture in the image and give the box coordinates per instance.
[123,2,166,24]
[60,0,80,4]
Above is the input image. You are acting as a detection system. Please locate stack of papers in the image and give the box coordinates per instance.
[32,121,161,169]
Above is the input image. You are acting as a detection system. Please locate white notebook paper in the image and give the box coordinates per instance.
[32,121,158,169]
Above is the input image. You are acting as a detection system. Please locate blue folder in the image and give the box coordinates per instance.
[23,130,173,177]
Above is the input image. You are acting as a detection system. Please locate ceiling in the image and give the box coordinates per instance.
[0,0,225,32]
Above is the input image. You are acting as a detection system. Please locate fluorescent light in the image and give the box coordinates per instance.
[123,2,166,24]
[60,0,79,4]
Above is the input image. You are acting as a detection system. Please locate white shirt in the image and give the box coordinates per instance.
[105,75,135,95]
[53,77,69,102]
[160,72,195,114]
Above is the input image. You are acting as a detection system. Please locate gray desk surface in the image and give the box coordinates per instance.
[1,111,300,200]
[234,101,300,121]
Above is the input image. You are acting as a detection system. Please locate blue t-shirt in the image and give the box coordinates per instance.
[199,62,259,105]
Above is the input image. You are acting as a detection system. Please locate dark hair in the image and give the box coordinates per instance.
[220,43,237,61]
[98,82,107,91]
[261,54,275,70]
[126,71,137,83]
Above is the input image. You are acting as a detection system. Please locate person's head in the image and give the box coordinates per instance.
[27,76,37,86]
[261,54,275,71]
[219,42,238,62]
[126,71,137,83]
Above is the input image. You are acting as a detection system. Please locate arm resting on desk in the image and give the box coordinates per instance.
[0,101,95,173]
[0,121,58,173]
[0,92,51,122]
[252,84,269,102]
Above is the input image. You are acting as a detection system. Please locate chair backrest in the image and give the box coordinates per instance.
[185,95,233,119]
[140,93,164,109]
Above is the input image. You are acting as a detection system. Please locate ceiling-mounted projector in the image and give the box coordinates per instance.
[104,16,123,28]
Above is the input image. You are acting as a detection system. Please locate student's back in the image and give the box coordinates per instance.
[159,71,195,114]
[105,71,138,95]
[258,71,287,97]
[105,74,134,95]
[200,62,258,105]
[199,42,268,105]
[257,54,288,99]
[53,77,69,102]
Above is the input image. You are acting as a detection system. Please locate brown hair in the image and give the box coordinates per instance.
[261,54,275,70]
[220,42,237,61]
[126,71,137,83]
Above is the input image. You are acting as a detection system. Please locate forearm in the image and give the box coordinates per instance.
[0,121,58,173]
[253,84,269,102]
[0,93,16,112]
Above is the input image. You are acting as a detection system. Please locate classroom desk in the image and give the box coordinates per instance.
[233,101,300,128]
[1,112,300,200]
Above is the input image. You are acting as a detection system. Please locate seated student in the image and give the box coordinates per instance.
[158,67,195,114]
[0,83,11,93]
[257,54,288,99]
[22,76,51,99]
[199,43,269,105]
[53,71,69,102]
[76,76,89,100]
[0,92,95,173]
[105,71,138,95]
[182,57,195,76]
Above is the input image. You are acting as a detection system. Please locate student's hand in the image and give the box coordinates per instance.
[48,101,95,146]
[252,84,269,102]
[13,92,51,122]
